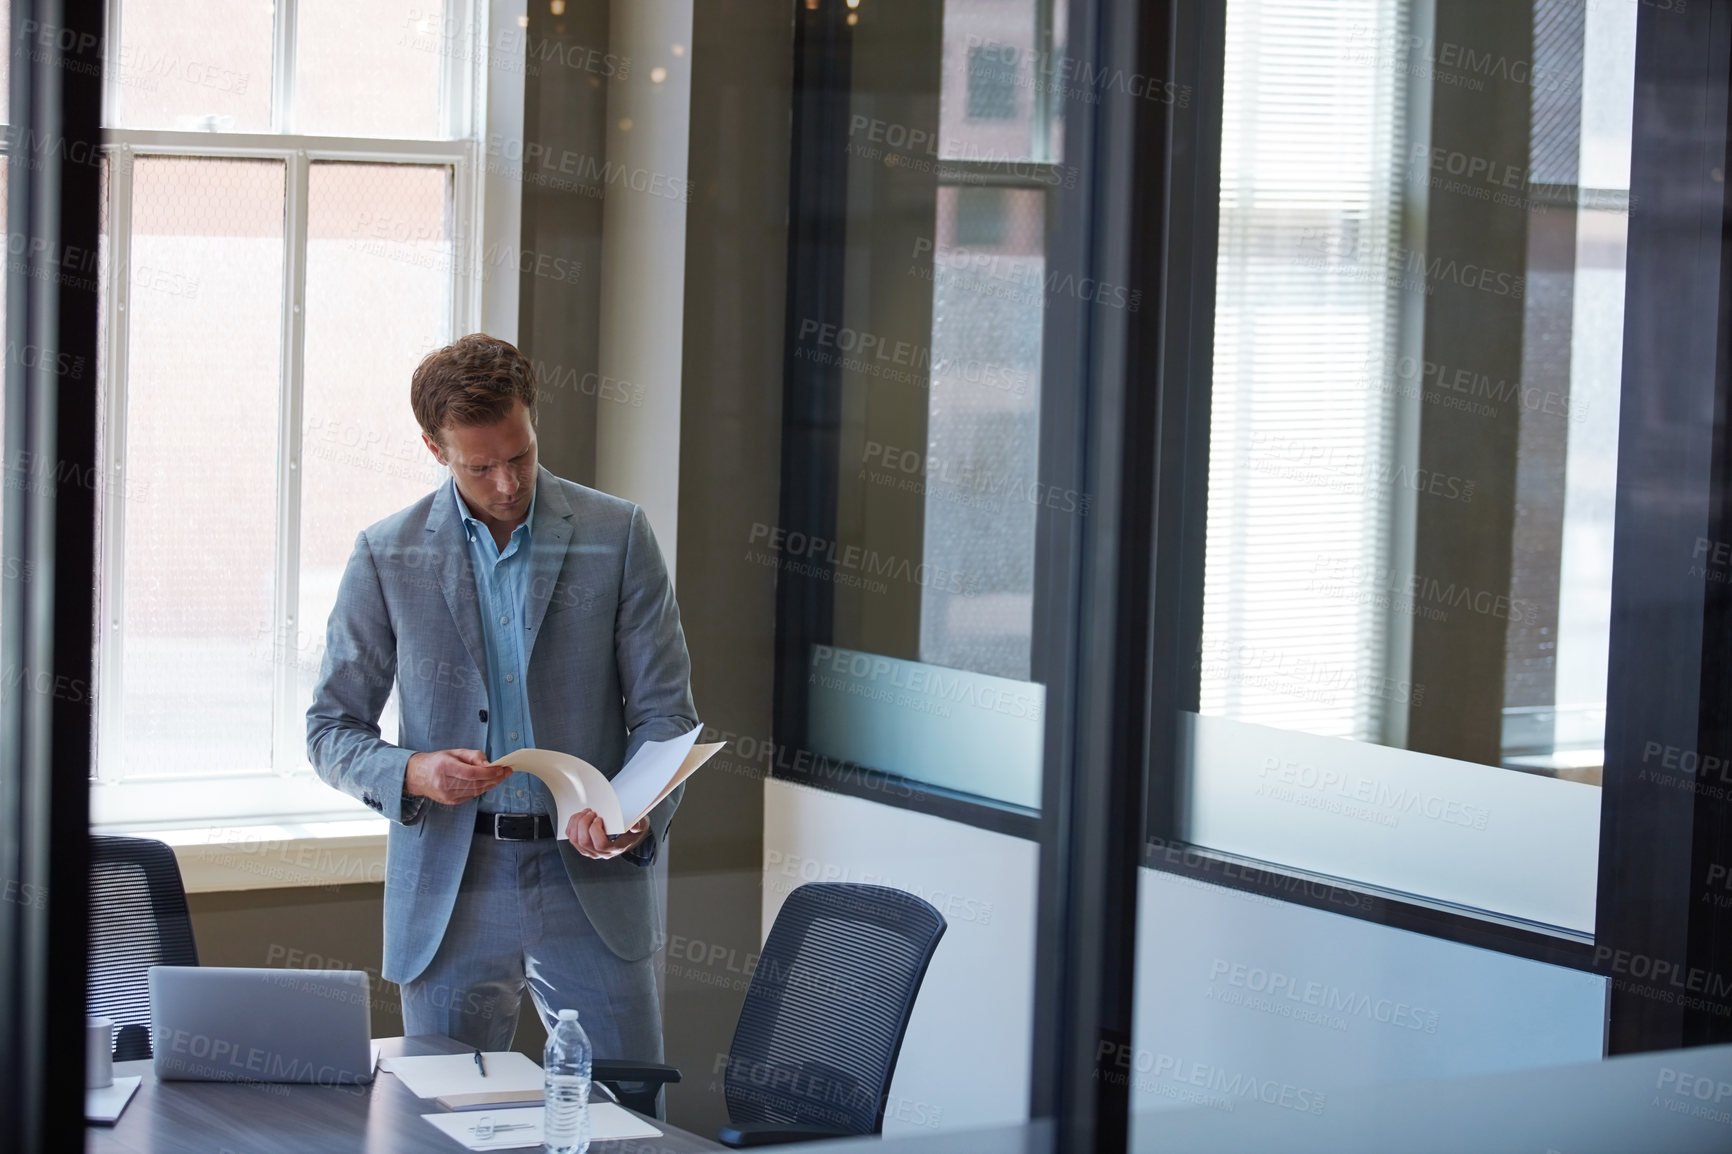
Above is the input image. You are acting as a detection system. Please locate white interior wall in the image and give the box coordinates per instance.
[762,780,1040,1137]
[764,779,1610,1138]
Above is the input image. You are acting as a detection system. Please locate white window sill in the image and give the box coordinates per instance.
[100,818,391,894]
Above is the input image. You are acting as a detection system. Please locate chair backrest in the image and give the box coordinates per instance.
[88,835,199,1060]
[723,883,946,1136]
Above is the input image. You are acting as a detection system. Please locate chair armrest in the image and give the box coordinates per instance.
[591,1060,681,1086]
[718,1122,858,1147]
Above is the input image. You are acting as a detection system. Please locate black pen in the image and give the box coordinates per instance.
[473,1049,487,1077]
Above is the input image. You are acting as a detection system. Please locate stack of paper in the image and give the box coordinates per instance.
[381,1051,544,1108]
[419,1103,662,1150]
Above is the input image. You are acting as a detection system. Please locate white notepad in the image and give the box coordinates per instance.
[85,1075,141,1125]
[420,1103,662,1150]
[381,1051,543,1101]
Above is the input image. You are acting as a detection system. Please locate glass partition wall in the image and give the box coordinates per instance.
[1188,0,1630,935]
[1132,0,1732,1143]
[21,0,1732,1149]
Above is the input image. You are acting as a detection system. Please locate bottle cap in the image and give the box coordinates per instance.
[558,1008,579,1021]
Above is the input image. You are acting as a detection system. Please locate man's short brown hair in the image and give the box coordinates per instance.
[411,333,539,446]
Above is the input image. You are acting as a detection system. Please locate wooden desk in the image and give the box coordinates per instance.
[86,1034,724,1154]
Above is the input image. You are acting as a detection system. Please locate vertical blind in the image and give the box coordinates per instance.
[1199,0,1409,741]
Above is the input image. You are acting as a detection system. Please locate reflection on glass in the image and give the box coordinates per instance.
[113,0,274,131]
[1200,0,1407,744]
[920,185,1044,681]
[800,0,1055,809]
[295,0,454,138]
[296,162,454,752]
[120,158,285,774]
[1198,0,1632,784]
[939,0,1065,163]
[0,0,10,126]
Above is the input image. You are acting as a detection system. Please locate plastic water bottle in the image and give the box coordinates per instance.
[543,1007,592,1154]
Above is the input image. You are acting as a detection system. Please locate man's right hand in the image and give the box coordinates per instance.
[405,749,511,805]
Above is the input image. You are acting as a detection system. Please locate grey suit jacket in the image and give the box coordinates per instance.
[307,466,695,985]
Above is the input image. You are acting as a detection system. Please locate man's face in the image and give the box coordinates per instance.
[423,399,539,532]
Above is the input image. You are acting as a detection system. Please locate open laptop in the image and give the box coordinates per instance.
[148,966,375,1086]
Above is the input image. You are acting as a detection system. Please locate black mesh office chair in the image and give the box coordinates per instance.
[596,882,947,1147]
[89,835,199,1060]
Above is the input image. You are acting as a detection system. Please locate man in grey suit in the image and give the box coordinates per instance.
[307,333,694,1061]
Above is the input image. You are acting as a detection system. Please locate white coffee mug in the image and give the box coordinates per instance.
[86,1017,114,1089]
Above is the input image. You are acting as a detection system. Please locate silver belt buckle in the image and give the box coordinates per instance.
[491,813,511,840]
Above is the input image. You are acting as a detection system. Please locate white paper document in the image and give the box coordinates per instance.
[382,1051,543,1101]
[85,1075,141,1124]
[610,727,704,830]
[492,728,723,836]
[420,1103,662,1150]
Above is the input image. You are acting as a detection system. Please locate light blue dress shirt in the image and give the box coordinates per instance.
[451,476,550,817]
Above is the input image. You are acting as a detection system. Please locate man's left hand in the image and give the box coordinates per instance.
[566,810,649,859]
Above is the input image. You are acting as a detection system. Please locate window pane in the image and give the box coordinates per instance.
[113,0,273,131]
[296,162,454,751]
[293,0,452,138]
[919,185,1044,682]
[120,158,284,775]
[0,0,11,126]
[939,0,1064,162]
[786,8,1056,813]
[1179,0,1634,932]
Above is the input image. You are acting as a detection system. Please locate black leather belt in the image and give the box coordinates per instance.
[474,812,556,840]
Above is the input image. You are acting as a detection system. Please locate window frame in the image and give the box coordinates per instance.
[89,0,499,831]
[1137,0,1608,976]
[770,1,1071,836]
[1134,0,1732,1046]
